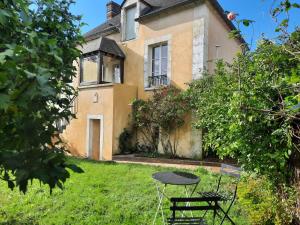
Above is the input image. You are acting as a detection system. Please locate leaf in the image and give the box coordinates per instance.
[0,9,11,25]
[292,3,300,8]
[20,10,32,25]
[16,170,29,183]
[66,164,84,173]
[54,54,63,63]
[284,0,292,11]
[56,181,64,190]
[242,19,254,27]
[8,180,15,190]
[291,102,300,111]
[0,49,14,64]
[24,70,36,79]
[36,75,49,86]
[280,19,289,27]
[272,7,281,16]
[0,94,11,110]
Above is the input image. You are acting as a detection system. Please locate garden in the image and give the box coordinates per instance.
[0,158,249,225]
[0,0,299,224]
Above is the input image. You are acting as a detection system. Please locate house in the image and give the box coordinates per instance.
[62,0,244,161]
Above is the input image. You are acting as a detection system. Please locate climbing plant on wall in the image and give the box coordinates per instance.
[132,87,188,157]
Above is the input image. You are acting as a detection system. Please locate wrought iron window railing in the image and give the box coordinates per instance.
[148,75,169,88]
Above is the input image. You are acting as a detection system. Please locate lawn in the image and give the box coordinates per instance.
[0,158,249,225]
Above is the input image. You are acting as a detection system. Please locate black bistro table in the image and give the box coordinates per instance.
[152,171,200,225]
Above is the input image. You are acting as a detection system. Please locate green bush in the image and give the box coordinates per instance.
[238,175,276,225]
[238,175,297,225]
[118,129,134,154]
[132,87,187,157]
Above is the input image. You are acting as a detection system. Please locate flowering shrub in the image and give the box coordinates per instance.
[132,87,187,157]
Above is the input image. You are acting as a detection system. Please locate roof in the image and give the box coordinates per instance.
[137,0,199,20]
[84,0,246,45]
[81,37,125,58]
[84,14,121,41]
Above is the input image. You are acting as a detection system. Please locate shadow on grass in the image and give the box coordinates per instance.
[0,219,38,225]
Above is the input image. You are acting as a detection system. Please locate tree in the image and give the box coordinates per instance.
[0,0,84,193]
[187,30,300,223]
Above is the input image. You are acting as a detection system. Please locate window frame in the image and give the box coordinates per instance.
[146,42,169,88]
[79,51,124,86]
[151,43,168,78]
[124,4,137,41]
[79,52,101,86]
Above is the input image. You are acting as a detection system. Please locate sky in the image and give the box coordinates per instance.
[71,0,300,50]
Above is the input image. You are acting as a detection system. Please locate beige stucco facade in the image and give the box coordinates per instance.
[63,83,137,160]
[62,0,242,160]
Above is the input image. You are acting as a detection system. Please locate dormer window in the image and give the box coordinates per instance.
[124,5,137,41]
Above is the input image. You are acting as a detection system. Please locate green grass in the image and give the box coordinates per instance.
[0,158,249,225]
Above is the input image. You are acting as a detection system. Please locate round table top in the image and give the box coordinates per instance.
[152,171,200,185]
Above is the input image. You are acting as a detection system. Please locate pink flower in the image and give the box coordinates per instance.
[227,12,236,21]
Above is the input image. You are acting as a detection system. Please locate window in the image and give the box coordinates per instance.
[149,43,168,87]
[113,64,121,83]
[80,53,123,85]
[102,55,121,84]
[125,5,136,41]
[81,54,99,84]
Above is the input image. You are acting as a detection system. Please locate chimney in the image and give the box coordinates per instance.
[106,1,121,20]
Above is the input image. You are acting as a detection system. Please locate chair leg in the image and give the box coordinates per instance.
[217,202,235,225]
[204,201,223,219]
[213,208,216,225]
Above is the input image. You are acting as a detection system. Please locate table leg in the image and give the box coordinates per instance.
[184,182,199,218]
[153,182,166,225]
[190,182,199,197]
[184,186,193,217]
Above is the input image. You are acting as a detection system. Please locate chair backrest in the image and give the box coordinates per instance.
[220,164,241,179]
[216,164,241,198]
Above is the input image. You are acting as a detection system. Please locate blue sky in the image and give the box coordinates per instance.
[71,0,300,50]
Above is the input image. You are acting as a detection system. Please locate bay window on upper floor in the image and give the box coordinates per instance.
[79,37,125,86]
[102,55,121,83]
[80,54,99,84]
[80,53,124,86]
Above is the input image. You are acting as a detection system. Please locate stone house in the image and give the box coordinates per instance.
[63,0,244,160]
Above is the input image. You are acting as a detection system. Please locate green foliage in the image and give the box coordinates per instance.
[238,174,297,225]
[0,0,84,193]
[132,87,187,157]
[271,0,300,32]
[187,30,300,184]
[118,128,135,154]
[185,61,238,158]
[187,29,300,222]
[239,175,277,225]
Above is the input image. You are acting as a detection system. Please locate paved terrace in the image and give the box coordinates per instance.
[113,155,238,173]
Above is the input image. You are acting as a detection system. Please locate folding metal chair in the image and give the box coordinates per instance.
[168,197,220,225]
[198,164,241,225]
